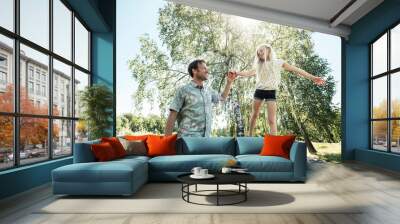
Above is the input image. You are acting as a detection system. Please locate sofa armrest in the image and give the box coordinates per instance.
[289,141,307,181]
[73,140,100,163]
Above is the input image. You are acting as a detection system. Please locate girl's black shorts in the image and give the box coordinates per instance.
[254,89,276,101]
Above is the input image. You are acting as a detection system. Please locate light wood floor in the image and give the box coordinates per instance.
[1,161,400,224]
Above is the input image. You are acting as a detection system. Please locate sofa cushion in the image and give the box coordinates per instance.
[91,142,118,161]
[101,137,127,158]
[118,155,150,162]
[118,138,147,156]
[53,159,147,183]
[236,137,264,155]
[260,135,296,159]
[147,134,178,157]
[149,154,235,172]
[236,155,293,172]
[177,137,236,155]
[73,140,100,163]
[124,135,149,141]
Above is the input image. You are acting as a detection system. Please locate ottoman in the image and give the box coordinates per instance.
[52,157,148,196]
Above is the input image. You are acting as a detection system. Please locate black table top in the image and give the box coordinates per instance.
[177,172,255,185]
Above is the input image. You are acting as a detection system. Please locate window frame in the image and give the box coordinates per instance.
[370,21,400,154]
[0,0,92,171]
[0,53,7,88]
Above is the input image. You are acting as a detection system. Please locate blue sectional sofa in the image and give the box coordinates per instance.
[52,137,307,196]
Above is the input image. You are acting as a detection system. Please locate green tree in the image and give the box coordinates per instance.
[117,113,167,135]
[79,84,113,140]
[127,3,340,150]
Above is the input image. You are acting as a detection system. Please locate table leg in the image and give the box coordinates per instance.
[245,183,247,201]
[195,184,197,192]
[187,184,190,202]
[217,184,219,206]
[181,184,183,199]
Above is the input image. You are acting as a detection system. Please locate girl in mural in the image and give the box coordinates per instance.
[232,44,326,136]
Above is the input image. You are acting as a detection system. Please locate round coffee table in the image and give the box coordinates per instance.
[177,172,255,206]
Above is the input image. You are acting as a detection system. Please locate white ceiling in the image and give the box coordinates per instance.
[170,0,384,38]
[226,0,352,22]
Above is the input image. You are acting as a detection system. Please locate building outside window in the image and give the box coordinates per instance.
[0,54,7,67]
[41,85,46,97]
[35,83,40,95]
[0,71,6,84]
[28,81,34,94]
[0,0,91,170]
[0,54,7,89]
[28,66,34,80]
[41,73,46,83]
[35,69,40,81]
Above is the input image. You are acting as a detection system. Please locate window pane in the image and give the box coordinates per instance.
[53,59,72,117]
[20,117,49,165]
[53,0,72,60]
[0,35,14,112]
[372,76,387,119]
[0,0,14,31]
[20,44,49,115]
[372,121,388,151]
[391,72,400,118]
[53,119,72,157]
[372,33,387,76]
[75,120,88,143]
[20,0,49,49]
[391,120,400,153]
[0,116,13,170]
[391,24,400,70]
[74,18,89,70]
[74,69,89,118]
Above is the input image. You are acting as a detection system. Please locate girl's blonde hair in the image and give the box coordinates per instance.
[254,44,274,64]
[253,44,275,74]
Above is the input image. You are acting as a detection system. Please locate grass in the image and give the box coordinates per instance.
[309,142,341,163]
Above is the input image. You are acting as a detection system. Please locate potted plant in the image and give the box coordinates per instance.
[79,84,113,140]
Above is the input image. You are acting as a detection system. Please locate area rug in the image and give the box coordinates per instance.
[37,183,362,214]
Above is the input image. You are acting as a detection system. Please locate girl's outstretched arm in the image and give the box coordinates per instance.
[234,70,256,77]
[282,63,325,85]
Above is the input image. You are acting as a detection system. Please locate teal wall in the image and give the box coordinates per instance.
[92,33,114,87]
[91,32,115,135]
[0,0,116,200]
[0,158,72,199]
[343,0,400,171]
[355,149,400,172]
[70,0,116,134]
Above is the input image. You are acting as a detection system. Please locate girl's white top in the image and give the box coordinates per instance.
[254,59,285,90]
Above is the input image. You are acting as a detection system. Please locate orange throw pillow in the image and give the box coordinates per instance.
[124,135,149,141]
[260,135,296,159]
[101,137,127,158]
[91,142,117,162]
[146,134,177,157]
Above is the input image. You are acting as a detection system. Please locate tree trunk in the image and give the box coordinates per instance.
[324,123,336,143]
[284,80,318,155]
[299,121,318,154]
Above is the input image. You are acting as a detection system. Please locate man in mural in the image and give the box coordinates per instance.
[164,59,237,137]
